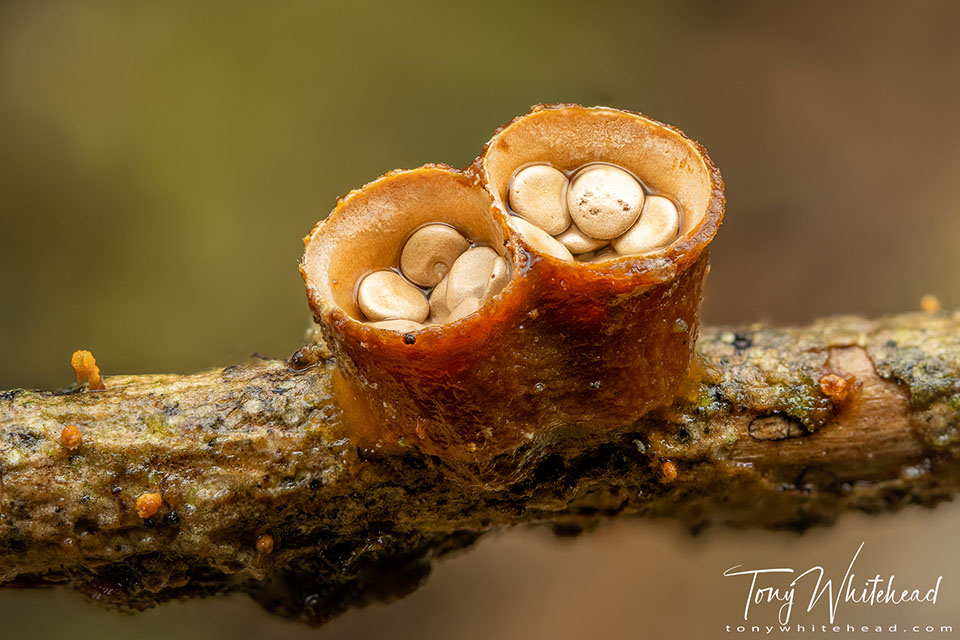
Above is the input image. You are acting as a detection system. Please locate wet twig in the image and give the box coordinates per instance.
[0,311,958,624]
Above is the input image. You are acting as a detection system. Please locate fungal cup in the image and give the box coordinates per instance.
[476,104,723,431]
[302,105,724,481]
[301,165,534,471]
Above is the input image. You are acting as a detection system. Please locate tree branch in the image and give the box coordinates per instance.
[1,311,958,624]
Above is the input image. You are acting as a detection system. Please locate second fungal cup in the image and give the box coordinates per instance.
[477,104,725,432]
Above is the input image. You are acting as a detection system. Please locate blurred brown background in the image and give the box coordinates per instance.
[1,0,958,638]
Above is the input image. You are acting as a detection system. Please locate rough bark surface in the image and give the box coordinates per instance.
[1,311,958,625]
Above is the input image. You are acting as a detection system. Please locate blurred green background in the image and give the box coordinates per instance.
[1,1,958,638]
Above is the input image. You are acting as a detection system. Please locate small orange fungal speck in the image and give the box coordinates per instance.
[136,492,163,519]
[661,460,678,483]
[920,294,942,314]
[819,374,849,403]
[60,424,82,450]
[71,349,105,390]
[256,534,275,554]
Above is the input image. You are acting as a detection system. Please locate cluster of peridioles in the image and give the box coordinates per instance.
[506,161,681,262]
